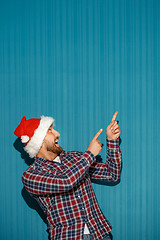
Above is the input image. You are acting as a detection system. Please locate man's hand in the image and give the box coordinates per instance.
[106,111,121,140]
[87,129,103,156]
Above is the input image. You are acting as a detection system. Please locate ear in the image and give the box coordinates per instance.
[39,132,48,152]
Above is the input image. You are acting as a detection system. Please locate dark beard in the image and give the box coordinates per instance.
[47,143,63,156]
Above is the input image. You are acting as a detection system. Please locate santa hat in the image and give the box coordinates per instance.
[14,116,54,158]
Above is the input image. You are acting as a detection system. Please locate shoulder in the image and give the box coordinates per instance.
[22,157,45,175]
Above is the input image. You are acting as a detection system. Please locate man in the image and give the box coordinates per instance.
[14,111,122,240]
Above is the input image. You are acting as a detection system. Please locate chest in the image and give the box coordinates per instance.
[43,153,83,172]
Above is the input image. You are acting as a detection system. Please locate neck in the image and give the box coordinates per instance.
[36,150,58,160]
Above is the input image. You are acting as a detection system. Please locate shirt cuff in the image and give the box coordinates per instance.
[84,150,96,165]
[107,138,120,149]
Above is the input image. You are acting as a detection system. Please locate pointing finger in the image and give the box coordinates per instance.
[111,111,118,122]
[93,129,103,140]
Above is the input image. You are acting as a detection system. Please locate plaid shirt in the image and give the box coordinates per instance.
[22,138,122,240]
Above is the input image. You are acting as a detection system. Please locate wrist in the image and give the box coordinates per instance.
[85,150,96,163]
[107,135,119,141]
[107,138,120,149]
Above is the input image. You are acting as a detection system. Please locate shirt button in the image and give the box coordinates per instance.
[78,195,80,198]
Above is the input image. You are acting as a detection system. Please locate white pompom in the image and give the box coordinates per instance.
[21,135,30,143]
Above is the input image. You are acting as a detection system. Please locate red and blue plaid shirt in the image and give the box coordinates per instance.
[22,138,122,240]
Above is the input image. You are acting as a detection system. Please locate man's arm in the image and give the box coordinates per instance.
[89,111,122,182]
[89,138,122,182]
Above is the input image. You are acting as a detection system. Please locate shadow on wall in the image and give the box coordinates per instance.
[13,138,34,166]
[13,138,48,230]
[21,187,47,224]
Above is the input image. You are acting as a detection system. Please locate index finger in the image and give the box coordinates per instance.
[111,111,118,122]
[93,129,103,140]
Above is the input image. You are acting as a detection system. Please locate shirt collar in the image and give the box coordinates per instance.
[34,154,62,164]
[53,156,61,163]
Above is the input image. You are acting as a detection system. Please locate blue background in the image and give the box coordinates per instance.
[0,0,160,239]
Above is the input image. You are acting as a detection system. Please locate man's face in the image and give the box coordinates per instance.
[43,125,63,156]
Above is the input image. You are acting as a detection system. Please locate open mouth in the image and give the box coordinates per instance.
[55,140,59,146]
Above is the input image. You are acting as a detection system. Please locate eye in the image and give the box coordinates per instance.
[48,129,52,133]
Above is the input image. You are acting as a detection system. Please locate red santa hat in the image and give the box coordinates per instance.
[14,116,54,158]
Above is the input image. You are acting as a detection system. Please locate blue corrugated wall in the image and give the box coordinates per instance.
[0,0,160,239]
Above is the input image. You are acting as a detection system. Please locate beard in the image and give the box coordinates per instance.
[47,142,63,156]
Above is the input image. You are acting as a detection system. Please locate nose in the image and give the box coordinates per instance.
[54,129,60,138]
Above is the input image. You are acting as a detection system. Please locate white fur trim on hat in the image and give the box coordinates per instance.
[24,116,54,158]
